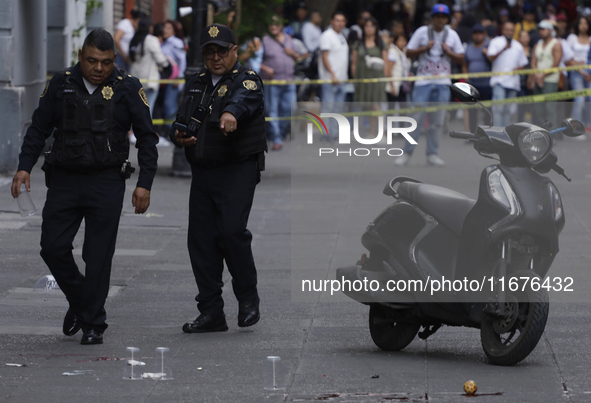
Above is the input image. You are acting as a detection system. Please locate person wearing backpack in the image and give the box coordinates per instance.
[395,4,464,167]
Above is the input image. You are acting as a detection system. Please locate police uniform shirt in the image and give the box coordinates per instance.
[18,64,159,191]
[172,62,266,165]
[184,62,265,130]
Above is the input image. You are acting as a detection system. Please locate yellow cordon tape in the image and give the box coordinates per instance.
[262,64,591,85]
[44,64,586,124]
[136,64,591,86]
[152,86,591,125]
[46,64,591,85]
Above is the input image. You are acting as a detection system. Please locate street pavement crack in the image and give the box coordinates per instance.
[424,340,429,402]
[543,333,571,402]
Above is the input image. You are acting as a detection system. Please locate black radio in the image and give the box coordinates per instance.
[173,90,209,138]
[187,105,207,135]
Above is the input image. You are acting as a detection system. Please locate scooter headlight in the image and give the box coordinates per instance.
[548,182,563,221]
[488,169,520,215]
[518,130,551,164]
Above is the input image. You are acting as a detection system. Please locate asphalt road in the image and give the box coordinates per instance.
[0,110,590,402]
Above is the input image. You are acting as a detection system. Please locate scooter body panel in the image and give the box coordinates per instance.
[457,164,564,280]
[361,198,462,302]
[495,165,565,252]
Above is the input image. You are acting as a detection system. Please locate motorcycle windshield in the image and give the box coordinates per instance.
[477,126,513,146]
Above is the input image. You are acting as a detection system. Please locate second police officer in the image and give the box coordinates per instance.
[11,29,158,345]
[171,24,267,333]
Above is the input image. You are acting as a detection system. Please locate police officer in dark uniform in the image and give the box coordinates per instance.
[171,24,267,333]
[10,29,158,345]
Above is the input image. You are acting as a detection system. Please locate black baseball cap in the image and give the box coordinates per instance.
[200,24,236,49]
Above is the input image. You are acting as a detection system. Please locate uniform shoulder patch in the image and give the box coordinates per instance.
[139,88,150,107]
[40,81,49,98]
[243,80,258,90]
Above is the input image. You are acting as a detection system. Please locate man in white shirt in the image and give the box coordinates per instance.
[396,4,464,167]
[318,11,349,140]
[487,21,529,127]
[113,10,144,70]
[302,10,322,53]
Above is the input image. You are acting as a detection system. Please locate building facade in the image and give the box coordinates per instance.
[0,0,173,174]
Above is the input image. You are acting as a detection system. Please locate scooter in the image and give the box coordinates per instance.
[337,82,585,366]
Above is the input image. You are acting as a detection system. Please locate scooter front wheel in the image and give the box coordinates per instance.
[480,270,549,366]
[369,305,420,351]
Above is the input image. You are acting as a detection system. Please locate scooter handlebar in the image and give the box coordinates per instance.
[549,126,567,135]
[449,131,476,140]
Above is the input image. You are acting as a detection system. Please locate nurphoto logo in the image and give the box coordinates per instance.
[303,112,418,157]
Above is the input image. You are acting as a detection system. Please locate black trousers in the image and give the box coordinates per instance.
[40,170,125,332]
[188,158,260,315]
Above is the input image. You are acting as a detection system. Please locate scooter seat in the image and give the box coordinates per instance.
[397,182,476,236]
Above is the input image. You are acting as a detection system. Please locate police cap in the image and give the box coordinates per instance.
[200,24,236,49]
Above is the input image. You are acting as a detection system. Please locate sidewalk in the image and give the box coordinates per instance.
[0,130,590,402]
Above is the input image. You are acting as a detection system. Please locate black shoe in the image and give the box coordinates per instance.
[238,297,260,328]
[182,313,228,333]
[63,309,81,336]
[80,329,103,345]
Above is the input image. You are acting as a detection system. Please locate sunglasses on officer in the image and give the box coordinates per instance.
[202,45,234,60]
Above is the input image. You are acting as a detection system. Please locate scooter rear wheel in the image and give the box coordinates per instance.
[369,305,420,351]
[480,270,549,366]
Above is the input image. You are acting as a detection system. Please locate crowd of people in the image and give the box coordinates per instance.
[113,10,188,148]
[238,1,591,160]
[111,1,591,158]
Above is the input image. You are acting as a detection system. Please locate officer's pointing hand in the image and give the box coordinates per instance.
[11,171,30,199]
[132,187,151,214]
[219,112,237,136]
[175,130,196,147]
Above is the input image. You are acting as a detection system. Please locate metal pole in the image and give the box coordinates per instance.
[187,0,207,74]
[172,0,207,176]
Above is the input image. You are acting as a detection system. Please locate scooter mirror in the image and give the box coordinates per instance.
[450,83,481,105]
[562,118,585,137]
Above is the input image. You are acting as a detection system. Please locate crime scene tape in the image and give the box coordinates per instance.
[151,86,591,125]
[138,64,591,86]
[261,64,591,85]
[46,64,591,86]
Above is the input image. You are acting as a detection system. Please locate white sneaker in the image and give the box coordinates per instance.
[157,136,172,147]
[427,154,445,166]
[394,154,410,166]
